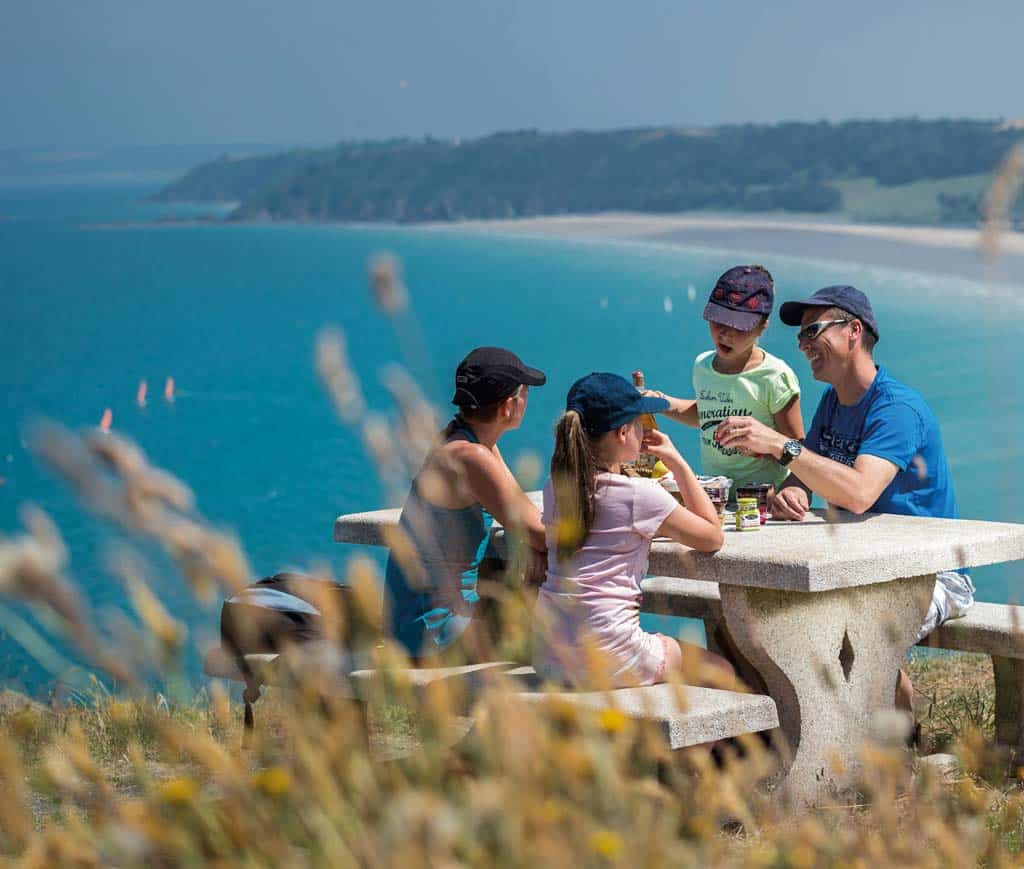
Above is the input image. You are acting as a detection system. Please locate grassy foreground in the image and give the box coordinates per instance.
[1,647,1022,867]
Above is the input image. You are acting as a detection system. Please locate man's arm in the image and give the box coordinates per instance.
[716,417,899,515]
[785,450,898,515]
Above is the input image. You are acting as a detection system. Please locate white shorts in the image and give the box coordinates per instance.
[916,570,975,643]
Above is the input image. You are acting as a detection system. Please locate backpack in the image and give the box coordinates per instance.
[218,572,359,733]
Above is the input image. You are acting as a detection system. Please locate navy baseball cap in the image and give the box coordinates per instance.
[566,372,669,437]
[703,265,774,331]
[452,346,546,409]
[779,285,880,342]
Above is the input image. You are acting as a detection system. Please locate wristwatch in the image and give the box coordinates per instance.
[778,439,803,467]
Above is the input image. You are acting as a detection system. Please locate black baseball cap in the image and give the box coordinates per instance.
[451,346,546,409]
[703,265,775,331]
[566,372,669,437]
[779,285,880,342]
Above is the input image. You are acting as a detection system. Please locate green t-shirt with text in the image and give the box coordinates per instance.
[691,349,800,492]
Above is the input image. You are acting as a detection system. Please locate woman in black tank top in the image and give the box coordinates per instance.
[384,347,548,660]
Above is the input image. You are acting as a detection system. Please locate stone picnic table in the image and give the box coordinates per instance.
[335,491,1024,805]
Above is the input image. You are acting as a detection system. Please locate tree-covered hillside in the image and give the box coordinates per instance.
[154,119,1024,225]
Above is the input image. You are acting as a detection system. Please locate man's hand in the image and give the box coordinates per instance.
[770,486,809,521]
[715,416,788,459]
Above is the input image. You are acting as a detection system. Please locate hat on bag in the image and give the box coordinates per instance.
[566,372,669,437]
[703,265,775,331]
[452,346,546,408]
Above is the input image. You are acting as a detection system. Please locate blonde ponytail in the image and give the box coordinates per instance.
[550,410,598,561]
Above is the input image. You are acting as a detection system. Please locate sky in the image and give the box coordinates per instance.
[2,0,1023,149]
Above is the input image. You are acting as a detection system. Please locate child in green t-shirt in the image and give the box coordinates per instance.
[650,265,804,492]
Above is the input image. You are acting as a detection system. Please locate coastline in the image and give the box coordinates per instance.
[75,206,1024,286]
[423,212,1024,286]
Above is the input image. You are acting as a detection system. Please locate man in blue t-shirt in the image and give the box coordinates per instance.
[716,285,974,713]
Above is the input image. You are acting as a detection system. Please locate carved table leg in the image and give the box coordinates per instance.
[720,575,935,807]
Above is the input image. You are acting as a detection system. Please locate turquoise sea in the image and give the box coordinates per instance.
[2,180,1022,696]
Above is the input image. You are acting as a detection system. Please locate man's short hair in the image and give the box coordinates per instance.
[819,306,876,353]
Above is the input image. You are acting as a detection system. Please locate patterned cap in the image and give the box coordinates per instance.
[703,265,774,332]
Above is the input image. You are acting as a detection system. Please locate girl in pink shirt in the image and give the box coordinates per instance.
[533,372,730,688]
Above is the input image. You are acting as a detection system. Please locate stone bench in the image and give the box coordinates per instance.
[640,579,1024,756]
[202,647,513,700]
[509,676,779,749]
[203,648,779,750]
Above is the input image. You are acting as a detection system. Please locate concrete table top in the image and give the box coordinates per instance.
[333,490,544,548]
[334,490,1024,593]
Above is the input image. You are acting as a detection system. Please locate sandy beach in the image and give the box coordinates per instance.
[428,213,1024,286]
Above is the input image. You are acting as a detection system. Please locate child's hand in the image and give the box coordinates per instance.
[641,428,686,467]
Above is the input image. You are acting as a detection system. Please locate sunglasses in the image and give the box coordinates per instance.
[797,318,852,342]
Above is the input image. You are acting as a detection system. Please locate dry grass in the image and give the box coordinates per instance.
[909,651,995,754]
[0,649,1021,866]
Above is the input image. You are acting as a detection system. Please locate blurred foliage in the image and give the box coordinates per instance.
[0,614,1022,865]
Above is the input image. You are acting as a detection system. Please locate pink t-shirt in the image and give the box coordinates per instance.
[533,473,680,687]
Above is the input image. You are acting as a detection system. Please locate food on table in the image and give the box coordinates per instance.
[736,482,773,525]
[650,459,669,479]
[697,475,732,525]
[735,497,761,531]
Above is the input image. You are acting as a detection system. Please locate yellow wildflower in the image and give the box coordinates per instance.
[598,707,627,735]
[252,766,292,796]
[158,777,198,806]
[555,516,583,550]
[590,829,624,859]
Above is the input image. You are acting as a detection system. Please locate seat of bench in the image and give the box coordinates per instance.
[922,601,1024,657]
[350,662,779,750]
[204,648,778,749]
[204,646,279,681]
[512,681,779,749]
[348,661,522,701]
[203,644,364,694]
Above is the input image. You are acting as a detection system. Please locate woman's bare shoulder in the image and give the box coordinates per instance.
[439,438,500,472]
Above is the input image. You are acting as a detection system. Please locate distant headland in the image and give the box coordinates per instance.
[152,118,1024,228]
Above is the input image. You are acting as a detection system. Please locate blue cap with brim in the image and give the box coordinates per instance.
[566,372,670,437]
[779,285,880,341]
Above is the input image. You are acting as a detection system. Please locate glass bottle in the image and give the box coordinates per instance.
[632,370,658,475]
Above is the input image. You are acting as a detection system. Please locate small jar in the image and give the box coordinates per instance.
[736,483,773,525]
[735,497,761,531]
